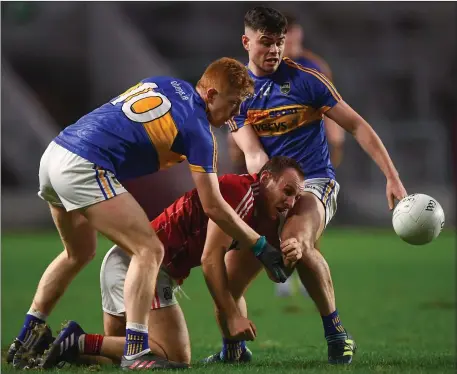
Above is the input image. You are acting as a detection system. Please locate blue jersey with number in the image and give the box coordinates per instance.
[54,77,217,181]
[227,57,341,179]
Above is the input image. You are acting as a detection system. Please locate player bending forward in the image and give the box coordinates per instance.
[32,156,304,369]
[7,57,288,371]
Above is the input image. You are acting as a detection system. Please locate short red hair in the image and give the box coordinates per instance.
[197,57,254,98]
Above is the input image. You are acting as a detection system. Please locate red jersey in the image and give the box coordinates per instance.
[151,173,260,281]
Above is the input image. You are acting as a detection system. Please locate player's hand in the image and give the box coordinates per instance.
[280,238,302,264]
[226,315,257,341]
[386,177,408,210]
[255,241,288,283]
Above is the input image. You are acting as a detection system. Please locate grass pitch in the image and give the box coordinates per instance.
[1,229,455,373]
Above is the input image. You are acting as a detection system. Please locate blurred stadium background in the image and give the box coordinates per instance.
[2,1,456,228]
[1,2,456,372]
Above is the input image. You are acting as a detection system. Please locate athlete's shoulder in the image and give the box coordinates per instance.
[141,76,207,128]
[219,173,259,198]
[281,57,327,81]
[219,173,258,186]
[219,174,259,217]
[281,58,341,100]
[297,50,333,79]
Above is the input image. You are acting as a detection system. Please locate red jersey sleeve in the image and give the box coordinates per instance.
[218,174,256,224]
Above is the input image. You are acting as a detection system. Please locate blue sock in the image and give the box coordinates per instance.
[322,309,346,338]
[124,323,150,357]
[222,338,246,360]
[18,311,46,342]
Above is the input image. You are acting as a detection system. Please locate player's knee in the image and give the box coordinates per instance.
[86,249,97,262]
[65,247,96,266]
[135,240,164,267]
[299,241,317,262]
[169,349,191,365]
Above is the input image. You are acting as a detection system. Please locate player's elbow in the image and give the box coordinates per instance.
[200,251,214,267]
[200,255,222,279]
[201,201,224,222]
[201,205,218,221]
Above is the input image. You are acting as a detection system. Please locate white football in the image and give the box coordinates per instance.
[392,194,445,245]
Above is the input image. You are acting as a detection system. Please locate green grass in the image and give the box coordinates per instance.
[2,229,456,373]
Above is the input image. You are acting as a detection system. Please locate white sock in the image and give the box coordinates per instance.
[27,308,47,322]
[124,348,151,360]
[126,322,148,333]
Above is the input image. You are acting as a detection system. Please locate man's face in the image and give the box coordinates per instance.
[206,89,245,127]
[243,28,285,75]
[260,168,304,219]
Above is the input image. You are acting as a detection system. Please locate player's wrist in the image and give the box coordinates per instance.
[219,303,240,320]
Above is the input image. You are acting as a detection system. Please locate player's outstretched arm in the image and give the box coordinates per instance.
[231,125,269,174]
[201,219,257,341]
[325,101,407,209]
[191,171,287,282]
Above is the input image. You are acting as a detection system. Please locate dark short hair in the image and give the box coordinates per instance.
[259,156,305,180]
[244,6,288,35]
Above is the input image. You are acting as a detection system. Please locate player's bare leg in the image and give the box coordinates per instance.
[81,193,166,364]
[100,305,190,364]
[9,205,97,367]
[36,193,186,370]
[35,205,97,313]
[38,305,190,368]
[282,193,356,364]
[203,248,262,363]
[281,193,333,313]
[225,248,262,315]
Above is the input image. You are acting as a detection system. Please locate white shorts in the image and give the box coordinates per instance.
[303,177,340,227]
[38,141,127,211]
[100,245,179,316]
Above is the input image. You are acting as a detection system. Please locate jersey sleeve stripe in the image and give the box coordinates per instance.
[284,58,342,102]
[240,200,254,220]
[235,187,253,213]
[238,196,254,220]
[209,124,218,172]
[232,119,239,132]
[307,69,342,101]
[226,119,232,131]
[227,118,238,132]
[189,164,206,173]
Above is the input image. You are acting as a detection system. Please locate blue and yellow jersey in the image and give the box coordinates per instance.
[227,57,341,179]
[54,77,217,181]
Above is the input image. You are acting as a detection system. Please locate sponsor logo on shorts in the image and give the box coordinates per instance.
[163,286,173,301]
[304,184,321,192]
